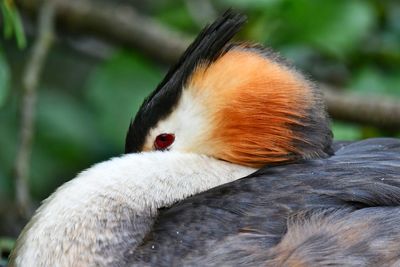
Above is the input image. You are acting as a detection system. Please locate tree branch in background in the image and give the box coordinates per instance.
[324,88,400,130]
[13,0,56,219]
[17,0,191,63]
[15,0,400,130]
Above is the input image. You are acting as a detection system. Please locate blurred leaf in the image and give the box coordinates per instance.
[0,49,10,107]
[332,121,362,140]
[260,0,375,57]
[218,0,282,9]
[319,0,374,56]
[361,126,385,139]
[155,2,197,32]
[85,50,163,150]
[0,237,14,251]
[1,0,27,49]
[9,5,27,49]
[245,12,281,43]
[36,90,98,150]
[350,67,400,97]
[1,2,14,38]
[30,89,100,199]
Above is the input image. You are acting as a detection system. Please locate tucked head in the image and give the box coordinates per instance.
[125,11,333,168]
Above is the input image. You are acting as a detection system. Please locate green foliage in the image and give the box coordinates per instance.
[221,0,375,57]
[332,122,362,141]
[29,89,99,198]
[0,94,17,199]
[0,48,10,107]
[350,67,400,97]
[155,2,198,32]
[281,0,374,56]
[220,0,281,9]
[0,49,163,200]
[85,50,163,149]
[0,0,26,49]
[0,237,14,265]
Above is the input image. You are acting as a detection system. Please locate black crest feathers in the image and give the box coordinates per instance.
[125,10,247,153]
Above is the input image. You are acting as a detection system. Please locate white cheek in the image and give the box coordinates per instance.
[144,89,210,151]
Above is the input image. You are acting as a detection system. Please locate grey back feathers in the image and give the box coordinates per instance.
[129,138,400,266]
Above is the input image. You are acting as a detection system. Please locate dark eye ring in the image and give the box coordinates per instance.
[154,133,175,150]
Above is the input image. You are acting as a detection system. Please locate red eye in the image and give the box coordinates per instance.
[154,133,175,150]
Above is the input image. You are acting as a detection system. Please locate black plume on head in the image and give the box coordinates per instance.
[125,10,247,153]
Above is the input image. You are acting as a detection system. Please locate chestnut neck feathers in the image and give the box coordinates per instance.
[187,46,332,167]
[125,13,332,167]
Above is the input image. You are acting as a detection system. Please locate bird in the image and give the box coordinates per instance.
[10,10,400,267]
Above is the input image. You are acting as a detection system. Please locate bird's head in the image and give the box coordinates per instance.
[125,11,333,168]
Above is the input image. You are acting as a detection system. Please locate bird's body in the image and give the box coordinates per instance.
[131,138,400,266]
[11,138,400,266]
[10,10,400,267]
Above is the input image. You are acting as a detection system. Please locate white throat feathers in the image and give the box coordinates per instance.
[10,151,255,266]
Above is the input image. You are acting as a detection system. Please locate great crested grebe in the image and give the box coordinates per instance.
[11,11,400,267]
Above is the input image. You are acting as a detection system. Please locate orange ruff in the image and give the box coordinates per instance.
[188,48,315,167]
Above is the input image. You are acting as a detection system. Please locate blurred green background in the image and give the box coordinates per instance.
[0,0,400,262]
